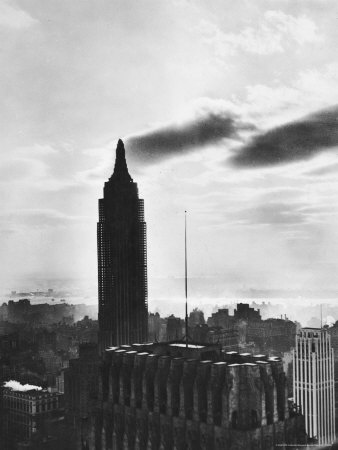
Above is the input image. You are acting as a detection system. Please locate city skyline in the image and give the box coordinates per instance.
[2,1,338,315]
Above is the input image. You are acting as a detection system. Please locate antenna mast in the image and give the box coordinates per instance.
[185,211,188,348]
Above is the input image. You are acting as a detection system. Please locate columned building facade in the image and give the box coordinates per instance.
[97,139,148,350]
[293,327,335,445]
[90,344,306,450]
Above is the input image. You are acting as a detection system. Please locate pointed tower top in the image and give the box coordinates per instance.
[110,139,133,182]
[116,139,125,157]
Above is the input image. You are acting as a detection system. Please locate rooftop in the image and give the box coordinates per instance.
[169,343,205,349]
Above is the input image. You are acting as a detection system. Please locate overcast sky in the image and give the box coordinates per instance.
[2,0,338,309]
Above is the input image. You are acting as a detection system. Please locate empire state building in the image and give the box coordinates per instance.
[97,139,148,350]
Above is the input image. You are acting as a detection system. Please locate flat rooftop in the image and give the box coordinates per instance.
[169,343,205,349]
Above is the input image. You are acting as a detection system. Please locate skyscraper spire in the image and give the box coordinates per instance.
[110,139,133,182]
[98,140,148,350]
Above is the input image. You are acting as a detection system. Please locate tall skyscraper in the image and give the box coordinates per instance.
[97,139,148,349]
[293,327,335,445]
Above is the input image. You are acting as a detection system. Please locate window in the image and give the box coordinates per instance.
[251,410,259,428]
[231,411,238,429]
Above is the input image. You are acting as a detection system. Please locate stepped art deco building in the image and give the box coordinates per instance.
[97,139,148,350]
[84,343,306,449]
[293,327,335,445]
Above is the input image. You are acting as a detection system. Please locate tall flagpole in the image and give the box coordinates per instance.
[185,211,188,348]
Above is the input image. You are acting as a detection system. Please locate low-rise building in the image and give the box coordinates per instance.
[2,381,63,449]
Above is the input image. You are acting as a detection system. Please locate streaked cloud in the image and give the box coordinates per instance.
[125,101,338,170]
[231,105,338,167]
[126,110,255,162]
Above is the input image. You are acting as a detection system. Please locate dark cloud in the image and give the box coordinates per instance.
[126,112,255,162]
[231,105,338,167]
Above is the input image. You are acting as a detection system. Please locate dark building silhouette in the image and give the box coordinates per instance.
[64,343,99,449]
[188,308,205,327]
[207,308,234,329]
[87,343,306,449]
[97,140,148,349]
[234,303,261,322]
[166,314,183,341]
[148,312,162,342]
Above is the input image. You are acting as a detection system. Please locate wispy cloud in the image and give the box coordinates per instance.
[199,10,322,57]
[240,201,310,227]
[0,209,89,230]
[0,157,48,183]
[0,1,37,30]
[307,161,338,177]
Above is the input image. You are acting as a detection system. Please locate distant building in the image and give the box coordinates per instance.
[38,350,62,374]
[207,327,239,350]
[293,328,335,445]
[90,342,306,449]
[56,370,65,394]
[97,139,148,349]
[281,350,294,397]
[188,308,205,327]
[190,324,209,343]
[189,324,239,351]
[247,318,296,354]
[0,333,19,354]
[207,308,234,329]
[34,330,57,352]
[234,303,261,322]
[0,303,9,321]
[148,312,162,342]
[166,314,183,341]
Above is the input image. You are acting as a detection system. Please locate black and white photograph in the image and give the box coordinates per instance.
[0,0,338,448]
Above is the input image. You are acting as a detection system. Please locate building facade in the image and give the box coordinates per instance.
[207,308,235,329]
[247,318,296,355]
[234,303,261,322]
[293,327,335,445]
[328,321,338,433]
[148,313,162,342]
[2,383,63,449]
[97,139,148,349]
[166,315,184,341]
[87,342,306,450]
[64,343,99,449]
